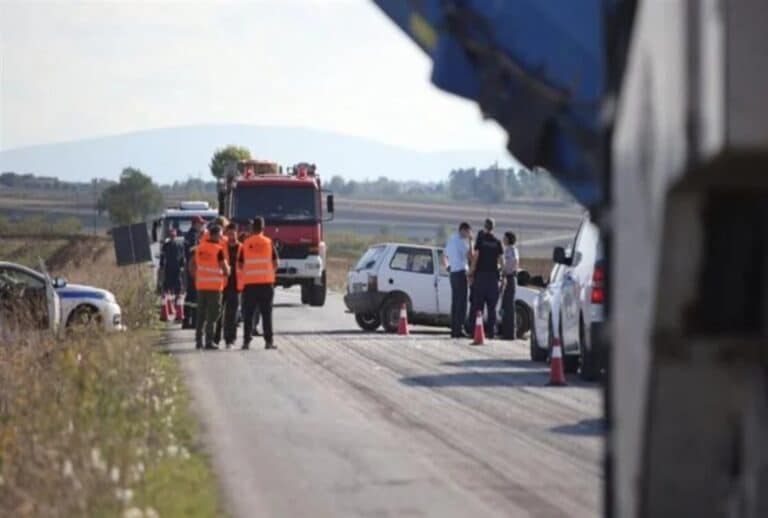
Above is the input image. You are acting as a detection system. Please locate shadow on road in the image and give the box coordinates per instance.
[549,418,605,436]
[400,370,549,388]
[279,329,363,336]
[441,359,540,369]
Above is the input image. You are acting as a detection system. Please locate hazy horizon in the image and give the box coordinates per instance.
[0,0,508,154]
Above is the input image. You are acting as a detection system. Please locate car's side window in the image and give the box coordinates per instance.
[389,247,434,275]
[0,268,44,289]
[389,248,410,271]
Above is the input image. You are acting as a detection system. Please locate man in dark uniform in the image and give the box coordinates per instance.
[214,223,242,348]
[159,229,185,300]
[468,218,505,339]
[182,216,205,329]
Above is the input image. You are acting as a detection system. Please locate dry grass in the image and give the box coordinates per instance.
[0,237,222,517]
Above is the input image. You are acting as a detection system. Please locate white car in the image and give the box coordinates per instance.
[0,262,124,332]
[344,243,538,335]
[530,215,605,380]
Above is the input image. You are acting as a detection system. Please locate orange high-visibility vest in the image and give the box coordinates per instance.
[195,240,226,292]
[238,234,275,290]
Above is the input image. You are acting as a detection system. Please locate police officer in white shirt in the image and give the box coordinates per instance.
[443,222,473,338]
[501,231,520,339]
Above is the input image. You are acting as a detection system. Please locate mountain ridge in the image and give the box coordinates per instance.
[0,125,514,184]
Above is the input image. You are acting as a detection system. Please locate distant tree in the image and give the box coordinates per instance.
[328,176,345,192]
[448,169,476,200]
[209,145,252,179]
[99,167,164,225]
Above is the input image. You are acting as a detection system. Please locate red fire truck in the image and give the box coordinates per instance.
[217,160,334,307]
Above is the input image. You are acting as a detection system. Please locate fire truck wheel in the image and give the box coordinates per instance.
[308,271,327,307]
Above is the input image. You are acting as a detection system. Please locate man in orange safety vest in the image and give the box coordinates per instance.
[192,225,230,350]
[238,217,279,350]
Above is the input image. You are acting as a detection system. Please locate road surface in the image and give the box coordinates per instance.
[167,289,602,518]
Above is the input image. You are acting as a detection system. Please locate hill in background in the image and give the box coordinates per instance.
[0,125,514,184]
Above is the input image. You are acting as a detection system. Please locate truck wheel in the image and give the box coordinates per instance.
[381,295,409,333]
[579,318,600,381]
[355,313,381,331]
[309,271,327,307]
[301,283,310,304]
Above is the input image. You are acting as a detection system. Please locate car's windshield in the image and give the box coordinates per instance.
[163,217,196,235]
[233,185,318,224]
[355,245,386,271]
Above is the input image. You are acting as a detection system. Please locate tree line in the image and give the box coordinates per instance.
[4,145,572,227]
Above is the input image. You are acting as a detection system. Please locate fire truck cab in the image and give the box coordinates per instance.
[218,160,334,307]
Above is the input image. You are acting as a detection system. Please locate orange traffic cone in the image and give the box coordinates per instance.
[547,337,567,386]
[397,303,409,336]
[174,296,185,322]
[472,311,485,345]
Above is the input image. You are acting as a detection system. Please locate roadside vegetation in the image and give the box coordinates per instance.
[0,232,222,517]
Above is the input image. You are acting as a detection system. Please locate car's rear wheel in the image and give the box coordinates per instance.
[381,295,409,333]
[561,317,580,374]
[301,283,310,304]
[515,302,531,338]
[355,313,381,332]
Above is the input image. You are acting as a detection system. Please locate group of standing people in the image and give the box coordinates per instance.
[160,215,278,351]
[444,218,519,340]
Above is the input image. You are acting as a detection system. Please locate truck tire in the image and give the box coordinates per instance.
[301,283,310,304]
[309,271,327,307]
[579,317,600,381]
[355,313,381,331]
[381,295,409,333]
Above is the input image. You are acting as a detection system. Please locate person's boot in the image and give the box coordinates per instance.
[265,342,277,350]
[241,339,251,350]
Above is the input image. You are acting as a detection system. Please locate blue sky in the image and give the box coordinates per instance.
[0,0,508,152]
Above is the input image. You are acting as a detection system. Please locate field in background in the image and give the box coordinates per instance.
[0,188,581,257]
[0,235,222,516]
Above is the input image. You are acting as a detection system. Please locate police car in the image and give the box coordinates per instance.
[0,262,124,332]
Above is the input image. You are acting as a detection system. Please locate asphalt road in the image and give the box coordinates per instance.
[167,289,602,518]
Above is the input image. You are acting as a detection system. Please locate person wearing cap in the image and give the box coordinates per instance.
[238,217,279,350]
[443,221,473,338]
[182,216,206,329]
[192,225,230,350]
[468,218,505,339]
[159,228,186,302]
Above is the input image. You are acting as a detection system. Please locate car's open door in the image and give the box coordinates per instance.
[38,259,61,335]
